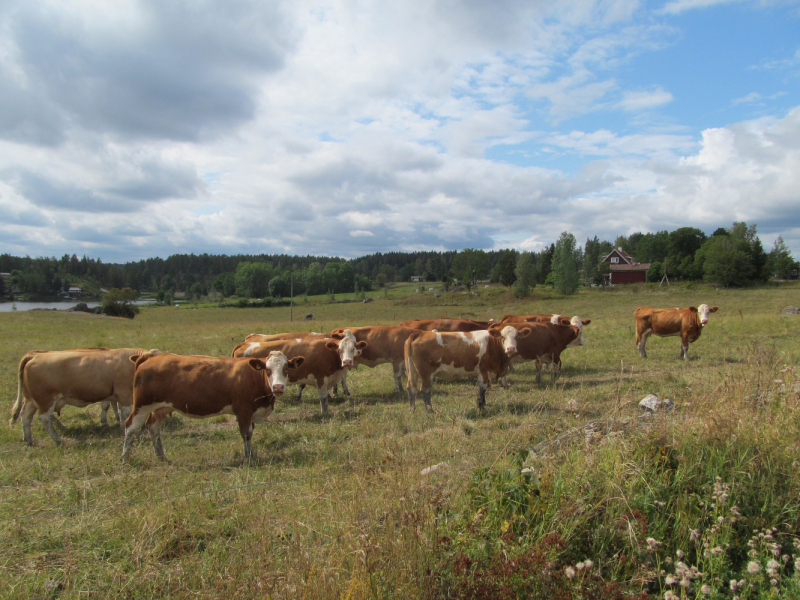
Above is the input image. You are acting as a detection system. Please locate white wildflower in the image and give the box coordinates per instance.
[747,561,761,574]
[701,584,711,595]
[565,566,576,579]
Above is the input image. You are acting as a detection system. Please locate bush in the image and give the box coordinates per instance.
[101,288,140,319]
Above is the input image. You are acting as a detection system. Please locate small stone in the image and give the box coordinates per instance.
[639,394,674,412]
[781,306,800,316]
[420,462,449,476]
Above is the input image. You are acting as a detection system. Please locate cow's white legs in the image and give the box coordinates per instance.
[295,385,305,401]
[638,330,651,358]
[100,401,111,427]
[340,371,350,396]
[318,386,330,414]
[240,422,255,460]
[21,400,37,445]
[118,406,132,432]
[51,413,67,431]
[681,344,690,361]
[393,363,405,395]
[147,418,166,461]
[476,375,488,411]
[122,407,155,462]
[39,410,62,445]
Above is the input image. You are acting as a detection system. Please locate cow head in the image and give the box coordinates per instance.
[325,336,367,368]
[567,316,590,347]
[330,329,364,356]
[489,325,531,355]
[695,304,719,326]
[253,351,305,396]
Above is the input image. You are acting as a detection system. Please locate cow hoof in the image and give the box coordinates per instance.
[425,406,434,413]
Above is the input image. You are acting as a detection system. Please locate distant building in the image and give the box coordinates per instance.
[602,248,650,285]
[410,275,423,282]
[66,287,82,298]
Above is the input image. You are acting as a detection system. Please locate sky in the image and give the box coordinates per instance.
[0,0,799,262]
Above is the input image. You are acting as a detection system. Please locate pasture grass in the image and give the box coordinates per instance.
[1,283,799,599]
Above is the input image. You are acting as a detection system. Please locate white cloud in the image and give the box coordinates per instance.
[618,88,674,111]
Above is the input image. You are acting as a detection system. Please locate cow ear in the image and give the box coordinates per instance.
[488,328,502,338]
[289,356,305,369]
[710,306,719,312]
[518,327,531,338]
[581,318,591,325]
[248,359,266,371]
[689,306,698,312]
[325,340,339,351]
[356,341,368,349]
[330,329,345,340]
[129,355,138,363]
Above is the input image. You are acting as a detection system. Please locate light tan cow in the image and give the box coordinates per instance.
[10,347,159,446]
[404,325,531,412]
[635,304,719,360]
[499,314,572,326]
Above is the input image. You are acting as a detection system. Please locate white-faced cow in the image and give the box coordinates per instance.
[231,335,366,413]
[330,326,417,396]
[494,317,590,384]
[237,332,351,397]
[10,347,160,446]
[404,325,531,412]
[122,352,303,462]
[634,304,719,360]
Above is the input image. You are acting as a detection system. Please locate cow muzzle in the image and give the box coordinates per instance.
[342,359,353,367]
[506,347,516,355]
[272,384,285,395]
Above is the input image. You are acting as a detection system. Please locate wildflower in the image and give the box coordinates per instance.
[783,555,790,563]
[665,575,677,586]
[701,584,712,595]
[680,577,691,589]
[690,529,701,542]
[730,579,738,591]
[565,566,576,579]
[576,561,585,570]
[747,561,761,574]
[664,592,678,600]
[718,516,725,523]
[583,559,593,569]
[646,537,663,550]
[771,578,778,586]
[767,559,780,570]
[676,550,684,558]
[712,547,723,555]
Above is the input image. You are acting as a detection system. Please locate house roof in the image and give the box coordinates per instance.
[610,263,651,272]
[601,248,637,265]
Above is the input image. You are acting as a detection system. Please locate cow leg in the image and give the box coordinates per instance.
[20,400,37,445]
[122,406,155,462]
[340,370,351,396]
[39,410,62,446]
[147,417,167,461]
[507,363,515,374]
[295,385,306,401]
[535,359,543,384]
[237,415,255,460]
[422,388,433,413]
[51,412,67,431]
[118,405,131,433]
[100,401,111,427]
[476,383,487,411]
[681,336,690,361]
[393,362,405,397]
[552,356,562,382]
[638,330,650,359]
[317,386,330,414]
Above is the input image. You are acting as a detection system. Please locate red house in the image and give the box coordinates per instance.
[602,248,650,285]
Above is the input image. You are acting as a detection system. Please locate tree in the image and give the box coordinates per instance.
[551,232,582,295]
[767,235,797,279]
[212,272,236,297]
[453,249,491,289]
[494,251,517,286]
[513,252,536,297]
[102,287,140,318]
[696,235,754,287]
[235,262,272,298]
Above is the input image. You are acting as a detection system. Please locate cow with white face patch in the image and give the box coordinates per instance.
[634,304,720,360]
[231,334,366,413]
[493,317,590,384]
[404,325,531,412]
[10,347,160,446]
[499,314,572,326]
[122,352,302,462]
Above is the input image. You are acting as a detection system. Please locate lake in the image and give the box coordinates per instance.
[0,300,156,313]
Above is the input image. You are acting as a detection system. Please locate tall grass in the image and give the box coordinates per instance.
[1,283,799,598]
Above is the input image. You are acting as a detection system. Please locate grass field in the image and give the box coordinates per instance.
[2,283,800,599]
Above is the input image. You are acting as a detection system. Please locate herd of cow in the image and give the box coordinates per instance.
[8,303,719,462]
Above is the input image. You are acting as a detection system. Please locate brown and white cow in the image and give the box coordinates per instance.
[10,347,160,446]
[499,314,572,326]
[330,326,417,395]
[231,335,366,413]
[122,352,303,462]
[398,318,496,332]
[493,317,590,384]
[634,304,719,360]
[404,325,531,412]
[237,331,351,397]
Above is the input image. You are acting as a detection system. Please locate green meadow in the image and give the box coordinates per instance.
[2,282,800,599]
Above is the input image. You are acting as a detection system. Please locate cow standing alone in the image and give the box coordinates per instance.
[634,304,719,360]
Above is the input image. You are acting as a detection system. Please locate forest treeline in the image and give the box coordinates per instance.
[1,222,796,300]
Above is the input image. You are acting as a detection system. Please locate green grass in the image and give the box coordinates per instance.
[1,283,800,599]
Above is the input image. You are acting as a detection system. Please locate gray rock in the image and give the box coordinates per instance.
[639,394,674,412]
[781,306,800,316]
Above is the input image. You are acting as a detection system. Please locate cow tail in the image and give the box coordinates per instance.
[10,353,35,424]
